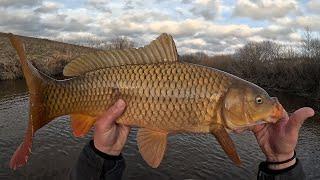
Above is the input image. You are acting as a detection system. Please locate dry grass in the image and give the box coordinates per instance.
[0,32,97,80]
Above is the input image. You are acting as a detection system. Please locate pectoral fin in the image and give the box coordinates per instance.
[70,114,96,137]
[137,128,168,168]
[211,126,241,165]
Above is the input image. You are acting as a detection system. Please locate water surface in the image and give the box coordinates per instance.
[0,80,319,179]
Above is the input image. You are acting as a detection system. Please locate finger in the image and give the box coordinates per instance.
[282,110,289,121]
[119,125,131,139]
[95,99,126,131]
[251,124,266,134]
[286,107,314,133]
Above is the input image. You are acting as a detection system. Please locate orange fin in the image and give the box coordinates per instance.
[137,128,168,168]
[71,114,96,137]
[211,126,242,165]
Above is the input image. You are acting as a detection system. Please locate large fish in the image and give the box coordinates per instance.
[8,33,285,169]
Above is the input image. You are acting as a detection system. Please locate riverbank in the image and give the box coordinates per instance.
[0,32,97,80]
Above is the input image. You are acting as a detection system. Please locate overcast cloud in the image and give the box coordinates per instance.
[0,0,319,54]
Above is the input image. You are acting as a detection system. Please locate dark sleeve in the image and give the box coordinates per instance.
[70,140,126,180]
[257,158,306,180]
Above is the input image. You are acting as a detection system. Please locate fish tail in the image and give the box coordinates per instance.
[8,34,53,169]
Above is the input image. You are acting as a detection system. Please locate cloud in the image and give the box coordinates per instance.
[123,0,134,10]
[92,15,263,54]
[0,0,41,7]
[148,19,205,37]
[256,25,293,40]
[179,38,207,47]
[40,10,92,32]
[34,1,62,13]
[0,8,41,35]
[0,0,318,55]
[0,6,92,38]
[274,15,320,31]
[55,31,100,42]
[307,0,320,13]
[118,10,170,23]
[86,0,111,12]
[233,0,298,20]
[296,15,320,31]
[190,0,221,20]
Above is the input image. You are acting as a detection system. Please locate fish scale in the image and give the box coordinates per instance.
[43,62,231,132]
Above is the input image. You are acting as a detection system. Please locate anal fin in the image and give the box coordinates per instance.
[137,128,168,168]
[71,114,96,137]
[211,125,241,165]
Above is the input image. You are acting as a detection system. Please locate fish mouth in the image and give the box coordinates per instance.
[266,101,286,123]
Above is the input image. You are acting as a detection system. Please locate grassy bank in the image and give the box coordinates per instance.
[0,33,96,80]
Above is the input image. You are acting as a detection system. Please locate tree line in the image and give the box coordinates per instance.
[181,29,320,99]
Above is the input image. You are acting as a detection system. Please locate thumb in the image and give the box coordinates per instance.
[286,107,314,133]
[95,99,126,131]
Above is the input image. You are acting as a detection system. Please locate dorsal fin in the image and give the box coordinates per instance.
[63,33,178,77]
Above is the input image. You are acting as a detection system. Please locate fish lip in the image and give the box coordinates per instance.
[264,116,279,123]
[270,100,286,120]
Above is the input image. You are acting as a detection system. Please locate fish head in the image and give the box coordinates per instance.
[221,82,286,131]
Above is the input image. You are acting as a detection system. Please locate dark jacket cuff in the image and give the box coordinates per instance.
[89,140,123,161]
[70,140,126,180]
[258,158,306,180]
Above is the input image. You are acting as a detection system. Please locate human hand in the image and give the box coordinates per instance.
[252,107,314,170]
[93,99,130,156]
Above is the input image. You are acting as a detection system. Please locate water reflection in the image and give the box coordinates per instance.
[0,80,319,179]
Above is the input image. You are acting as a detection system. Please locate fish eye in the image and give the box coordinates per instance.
[255,96,263,104]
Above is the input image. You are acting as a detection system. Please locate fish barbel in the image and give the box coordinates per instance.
[8,33,285,169]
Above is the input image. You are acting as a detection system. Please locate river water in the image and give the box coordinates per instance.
[0,80,319,180]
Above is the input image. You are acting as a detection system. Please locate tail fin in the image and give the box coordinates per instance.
[9,34,52,169]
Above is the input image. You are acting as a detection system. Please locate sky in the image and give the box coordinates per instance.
[0,0,319,54]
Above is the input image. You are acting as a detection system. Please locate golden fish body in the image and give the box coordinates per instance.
[8,33,285,169]
[47,62,231,133]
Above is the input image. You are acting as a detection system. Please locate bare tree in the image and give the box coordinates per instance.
[281,45,298,59]
[75,36,136,50]
[302,27,320,60]
[234,41,281,63]
[108,37,135,50]
[303,27,312,57]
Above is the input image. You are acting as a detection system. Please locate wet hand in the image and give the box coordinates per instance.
[93,99,130,156]
[252,107,314,170]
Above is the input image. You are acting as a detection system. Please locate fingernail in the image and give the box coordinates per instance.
[308,108,315,117]
[115,99,125,109]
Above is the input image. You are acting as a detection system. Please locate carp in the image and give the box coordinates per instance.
[8,33,285,169]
